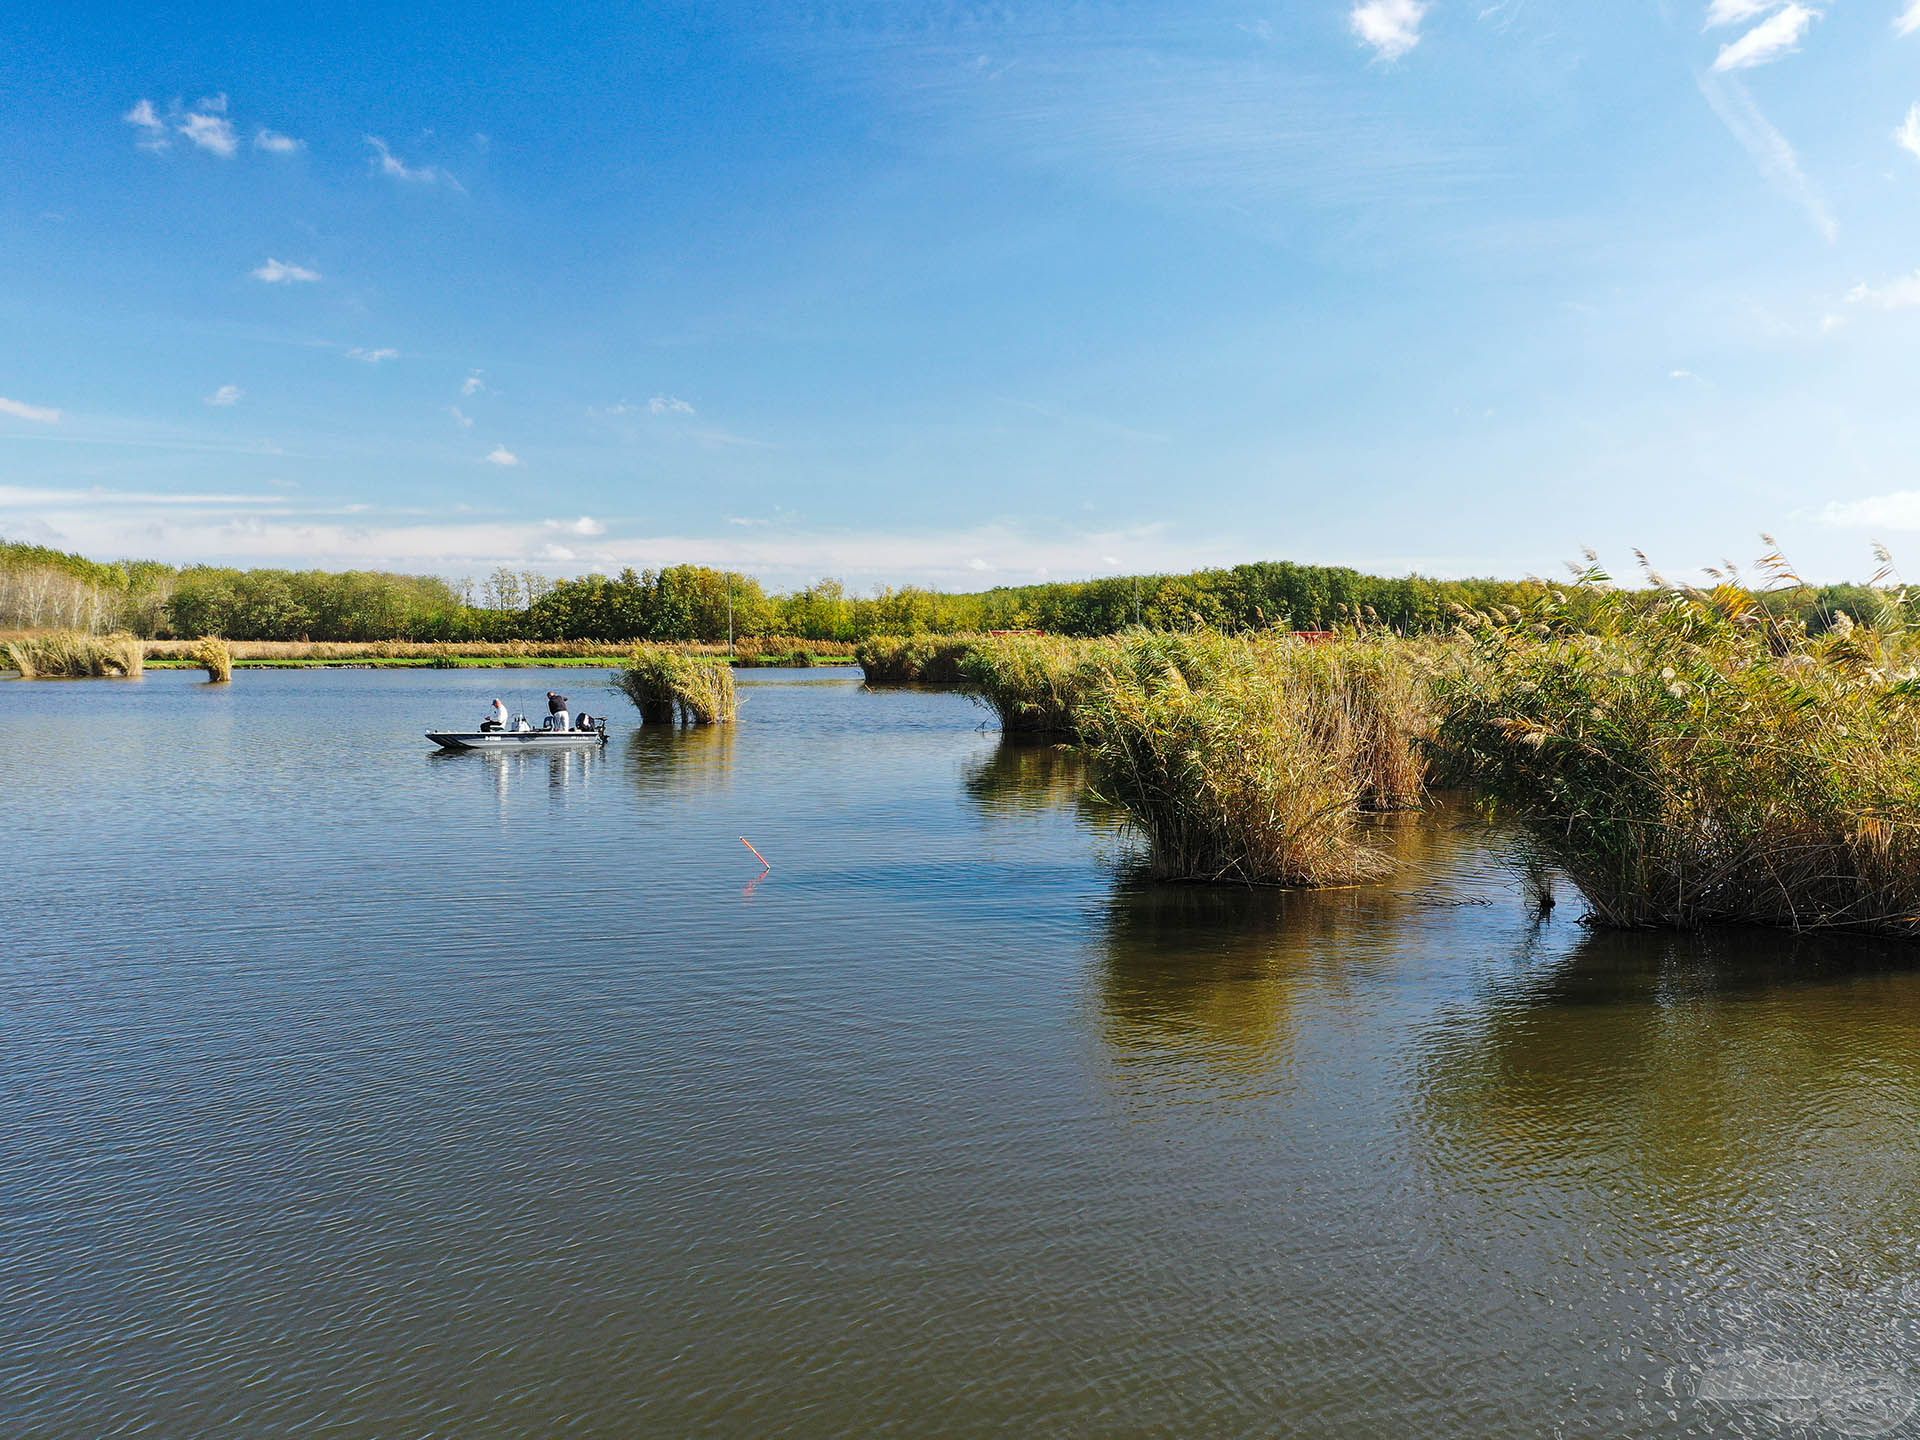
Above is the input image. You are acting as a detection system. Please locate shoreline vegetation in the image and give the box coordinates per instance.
[15,535,1920,939]
[860,550,1920,935]
[6,636,858,671]
[10,534,1877,646]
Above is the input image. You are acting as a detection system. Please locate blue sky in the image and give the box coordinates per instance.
[6,0,1920,588]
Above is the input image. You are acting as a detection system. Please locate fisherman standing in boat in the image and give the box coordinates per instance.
[547,690,571,732]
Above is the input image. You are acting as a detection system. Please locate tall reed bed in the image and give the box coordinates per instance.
[614,645,738,724]
[1073,633,1388,885]
[1435,560,1920,935]
[3,630,144,678]
[193,635,233,683]
[856,634,980,684]
[958,635,1095,733]
[955,630,1432,884]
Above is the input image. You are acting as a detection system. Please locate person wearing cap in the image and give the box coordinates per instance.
[483,697,508,732]
[547,690,571,731]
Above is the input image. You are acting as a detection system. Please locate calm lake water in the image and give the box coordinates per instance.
[6,666,1920,1437]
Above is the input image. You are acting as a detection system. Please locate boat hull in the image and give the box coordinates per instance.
[428,730,607,751]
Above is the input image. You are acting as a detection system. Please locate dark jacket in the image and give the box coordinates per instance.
[548,694,570,714]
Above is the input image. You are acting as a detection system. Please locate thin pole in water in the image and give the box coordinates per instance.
[740,836,770,870]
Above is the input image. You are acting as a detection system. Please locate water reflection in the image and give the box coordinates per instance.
[1410,925,1920,1398]
[961,739,1105,820]
[1093,799,1509,1095]
[430,742,607,812]
[623,723,738,800]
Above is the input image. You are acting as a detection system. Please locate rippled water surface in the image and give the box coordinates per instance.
[7,667,1920,1437]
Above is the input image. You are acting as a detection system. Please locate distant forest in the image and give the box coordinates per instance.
[0,537,1883,644]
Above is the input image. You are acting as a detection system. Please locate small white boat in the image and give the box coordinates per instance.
[428,717,609,751]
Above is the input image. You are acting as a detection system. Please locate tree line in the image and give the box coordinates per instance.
[0,537,1883,644]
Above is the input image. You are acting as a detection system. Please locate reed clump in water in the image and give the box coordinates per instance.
[856,634,980,684]
[1434,551,1920,935]
[1071,631,1394,886]
[193,635,233,684]
[614,645,738,724]
[3,630,144,678]
[958,634,1095,734]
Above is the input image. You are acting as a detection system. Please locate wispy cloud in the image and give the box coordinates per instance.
[0,396,62,424]
[251,257,321,284]
[1822,490,1920,527]
[1698,73,1836,240]
[1712,3,1819,70]
[648,394,696,416]
[1899,0,1920,35]
[346,346,400,365]
[1705,0,1784,28]
[1897,103,1920,160]
[205,384,243,406]
[366,136,461,189]
[545,516,605,537]
[1350,0,1430,60]
[254,129,302,154]
[768,14,1486,217]
[461,371,486,396]
[485,445,520,466]
[1846,270,1920,309]
[449,405,473,429]
[124,98,170,151]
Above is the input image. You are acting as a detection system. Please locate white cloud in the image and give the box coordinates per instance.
[195,93,228,113]
[1822,490,1920,528]
[545,516,605,537]
[648,394,696,416]
[124,98,169,151]
[178,109,238,157]
[1897,103,1920,160]
[346,346,400,364]
[1698,74,1836,241]
[1847,270,1920,308]
[365,136,461,188]
[1670,368,1700,380]
[1350,0,1429,60]
[1899,0,1920,35]
[449,405,473,429]
[486,445,521,466]
[461,371,486,396]
[205,384,243,406]
[1713,4,1818,70]
[251,257,321,284]
[254,129,302,154]
[1705,0,1785,27]
[0,396,62,424]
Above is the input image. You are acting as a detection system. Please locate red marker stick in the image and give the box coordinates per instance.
[740,837,770,870]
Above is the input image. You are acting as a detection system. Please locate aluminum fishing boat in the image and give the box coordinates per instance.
[428,716,609,751]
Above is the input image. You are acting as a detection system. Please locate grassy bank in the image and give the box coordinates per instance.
[136,637,857,669]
